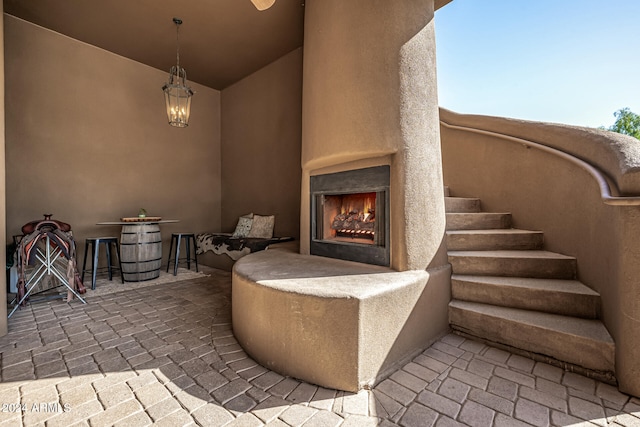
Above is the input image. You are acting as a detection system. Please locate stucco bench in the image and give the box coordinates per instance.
[232,248,450,392]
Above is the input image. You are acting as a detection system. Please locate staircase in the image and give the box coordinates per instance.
[444,188,615,380]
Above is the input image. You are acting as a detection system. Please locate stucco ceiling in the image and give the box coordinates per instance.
[3,0,305,90]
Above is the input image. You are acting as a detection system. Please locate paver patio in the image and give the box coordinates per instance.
[0,267,639,426]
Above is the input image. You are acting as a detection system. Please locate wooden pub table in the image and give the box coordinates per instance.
[96,218,179,282]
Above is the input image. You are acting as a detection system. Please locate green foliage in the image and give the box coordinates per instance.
[603,108,640,140]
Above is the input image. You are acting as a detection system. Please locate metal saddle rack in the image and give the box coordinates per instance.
[8,215,87,318]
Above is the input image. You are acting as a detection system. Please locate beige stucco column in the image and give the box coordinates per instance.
[0,6,8,335]
[300,0,447,272]
[233,0,451,391]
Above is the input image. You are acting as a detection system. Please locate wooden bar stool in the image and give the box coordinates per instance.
[166,233,199,276]
[81,237,124,290]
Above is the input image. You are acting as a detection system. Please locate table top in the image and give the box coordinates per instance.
[96,219,179,225]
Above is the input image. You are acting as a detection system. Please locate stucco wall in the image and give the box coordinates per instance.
[440,109,640,396]
[220,48,302,240]
[4,15,221,265]
[0,4,8,334]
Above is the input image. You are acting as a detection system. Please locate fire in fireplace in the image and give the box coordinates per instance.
[323,192,377,243]
[310,166,390,266]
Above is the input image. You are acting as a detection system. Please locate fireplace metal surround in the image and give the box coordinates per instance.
[310,166,390,266]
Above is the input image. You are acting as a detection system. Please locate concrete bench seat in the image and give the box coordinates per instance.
[232,248,450,392]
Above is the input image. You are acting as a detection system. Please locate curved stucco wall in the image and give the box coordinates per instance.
[440,108,640,195]
[301,0,446,272]
[232,248,451,391]
[440,108,640,397]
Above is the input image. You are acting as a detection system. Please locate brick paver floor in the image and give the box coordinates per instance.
[1,268,639,426]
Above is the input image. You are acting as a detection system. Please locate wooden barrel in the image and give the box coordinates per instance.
[120,224,162,282]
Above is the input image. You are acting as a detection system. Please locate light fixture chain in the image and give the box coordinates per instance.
[175,20,180,72]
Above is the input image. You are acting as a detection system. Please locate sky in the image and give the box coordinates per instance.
[434,0,640,129]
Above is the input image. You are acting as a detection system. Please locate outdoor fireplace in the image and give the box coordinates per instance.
[310,166,390,266]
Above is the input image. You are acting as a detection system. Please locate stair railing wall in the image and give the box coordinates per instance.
[441,122,640,206]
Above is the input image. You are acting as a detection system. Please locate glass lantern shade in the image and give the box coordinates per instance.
[163,66,193,127]
[251,0,276,11]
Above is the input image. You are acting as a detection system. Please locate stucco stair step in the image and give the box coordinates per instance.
[449,300,615,373]
[446,229,544,251]
[451,274,599,318]
[445,197,481,213]
[448,250,576,279]
[446,213,512,230]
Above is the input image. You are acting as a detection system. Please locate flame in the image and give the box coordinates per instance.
[336,193,375,215]
[364,196,373,214]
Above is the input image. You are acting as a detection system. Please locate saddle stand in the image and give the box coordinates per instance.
[8,216,87,318]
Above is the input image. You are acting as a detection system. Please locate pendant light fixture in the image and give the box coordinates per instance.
[162,18,193,128]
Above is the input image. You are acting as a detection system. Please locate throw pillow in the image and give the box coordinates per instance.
[232,213,254,238]
[247,214,275,239]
